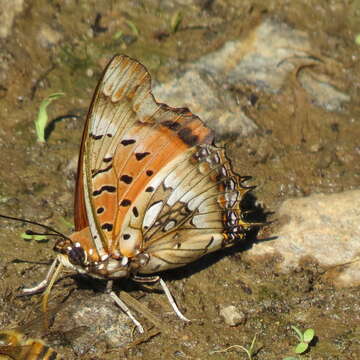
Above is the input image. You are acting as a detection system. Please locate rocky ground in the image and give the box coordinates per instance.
[0,1,359,359]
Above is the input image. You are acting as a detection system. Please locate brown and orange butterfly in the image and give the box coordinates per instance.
[0,330,62,360]
[9,55,255,332]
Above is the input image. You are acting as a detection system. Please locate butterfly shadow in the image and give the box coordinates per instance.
[44,114,81,142]
[159,233,277,285]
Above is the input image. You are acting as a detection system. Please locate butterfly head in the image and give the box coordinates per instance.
[53,233,134,279]
[54,238,88,269]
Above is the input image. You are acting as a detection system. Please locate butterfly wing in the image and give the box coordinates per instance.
[0,330,61,360]
[73,55,214,260]
[74,111,90,231]
[120,143,251,273]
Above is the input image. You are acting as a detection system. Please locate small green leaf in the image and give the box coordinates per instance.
[295,342,308,354]
[355,34,360,45]
[33,234,49,242]
[303,328,315,343]
[291,326,304,342]
[249,334,257,354]
[21,232,33,241]
[35,92,65,143]
[21,232,48,242]
[125,20,139,36]
[170,11,183,33]
[113,30,123,40]
[283,357,298,360]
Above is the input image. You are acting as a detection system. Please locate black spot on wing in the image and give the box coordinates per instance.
[101,223,113,231]
[96,207,105,214]
[90,133,103,140]
[120,175,133,184]
[162,120,181,131]
[146,170,153,176]
[132,207,139,217]
[178,127,199,146]
[92,164,113,178]
[121,139,136,146]
[92,185,116,196]
[120,199,131,206]
[123,233,131,240]
[135,152,150,161]
[145,186,154,192]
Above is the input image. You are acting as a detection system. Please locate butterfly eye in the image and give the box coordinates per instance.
[67,244,86,266]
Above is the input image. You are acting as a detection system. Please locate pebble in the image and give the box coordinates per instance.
[219,305,246,326]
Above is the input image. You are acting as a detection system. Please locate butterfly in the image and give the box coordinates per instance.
[0,330,62,360]
[20,55,254,333]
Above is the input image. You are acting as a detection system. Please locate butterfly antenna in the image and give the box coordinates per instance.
[0,213,70,240]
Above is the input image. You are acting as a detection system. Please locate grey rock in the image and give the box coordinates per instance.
[298,70,350,111]
[153,69,257,139]
[195,18,312,93]
[0,0,24,39]
[53,293,133,353]
[154,18,350,140]
[194,18,350,111]
[219,305,246,326]
[245,190,360,287]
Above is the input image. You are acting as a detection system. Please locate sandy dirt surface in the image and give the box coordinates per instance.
[0,1,359,359]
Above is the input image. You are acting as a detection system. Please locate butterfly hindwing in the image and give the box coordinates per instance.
[119,144,251,272]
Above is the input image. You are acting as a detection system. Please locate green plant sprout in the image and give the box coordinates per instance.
[113,30,123,40]
[35,92,64,143]
[283,326,315,359]
[125,20,139,36]
[355,34,360,45]
[21,232,48,242]
[210,334,258,360]
[170,11,183,33]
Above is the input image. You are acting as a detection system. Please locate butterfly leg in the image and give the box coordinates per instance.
[159,278,191,322]
[22,258,59,295]
[106,280,144,334]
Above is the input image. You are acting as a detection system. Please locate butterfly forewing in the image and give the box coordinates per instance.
[74,56,154,257]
